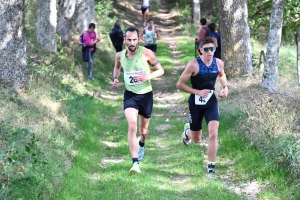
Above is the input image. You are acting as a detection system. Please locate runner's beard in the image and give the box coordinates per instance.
[128,45,137,52]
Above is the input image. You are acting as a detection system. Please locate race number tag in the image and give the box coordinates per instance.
[195,90,214,105]
[124,70,144,85]
[146,38,153,44]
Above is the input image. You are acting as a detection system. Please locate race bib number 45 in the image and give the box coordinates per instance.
[195,90,214,105]
[124,70,144,85]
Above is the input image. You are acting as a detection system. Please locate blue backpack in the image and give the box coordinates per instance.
[204,27,212,37]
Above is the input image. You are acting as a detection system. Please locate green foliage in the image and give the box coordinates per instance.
[164,0,192,25]
[0,121,44,198]
[95,0,116,34]
[248,0,300,44]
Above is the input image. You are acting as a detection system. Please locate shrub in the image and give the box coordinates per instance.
[240,91,300,177]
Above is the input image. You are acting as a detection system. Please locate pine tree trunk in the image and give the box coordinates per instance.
[37,0,57,52]
[296,28,300,85]
[261,0,285,92]
[193,0,200,24]
[0,0,29,89]
[218,0,253,77]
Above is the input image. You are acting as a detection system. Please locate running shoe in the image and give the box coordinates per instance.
[129,162,141,175]
[206,170,217,179]
[182,123,191,146]
[87,76,95,80]
[137,136,144,161]
[143,21,147,27]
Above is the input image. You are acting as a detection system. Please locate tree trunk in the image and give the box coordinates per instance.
[193,0,200,24]
[57,0,95,45]
[37,0,57,52]
[261,0,285,92]
[73,0,95,34]
[218,0,253,77]
[0,0,29,89]
[296,28,300,85]
[57,0,76,45]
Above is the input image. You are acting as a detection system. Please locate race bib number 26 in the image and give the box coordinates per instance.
[124,70,144,85]
[195,90,214,105]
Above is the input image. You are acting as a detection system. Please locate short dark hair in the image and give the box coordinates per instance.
[88,23,96,29]
[200,37,214,47]
[147,18,153,23]
[208,23,216,33]
[200,18,207,25]
[114,19,121,28]
[125,26,139,37]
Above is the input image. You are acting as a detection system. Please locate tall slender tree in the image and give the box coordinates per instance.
[262,0,285,92]
[193,0,200,24]
[296,28,300,85]
[58,0,76,45]
[218,0,253,77]
[0,0,29,89]
[37,0,57,52]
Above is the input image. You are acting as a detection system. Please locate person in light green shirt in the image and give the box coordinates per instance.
[112,26,164,175]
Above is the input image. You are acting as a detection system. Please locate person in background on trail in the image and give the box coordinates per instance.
[140,19,160,55]
[140,0,151,27]
[112,26,164,175]
[176,37,228,178]
[195,18,210,49]
[83,23,105,80]
[208,23,221,59]
[110,19,124,53]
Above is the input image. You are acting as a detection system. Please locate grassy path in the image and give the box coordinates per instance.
[56,0,299,200]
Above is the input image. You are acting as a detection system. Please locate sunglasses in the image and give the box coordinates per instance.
[203,47,215,52]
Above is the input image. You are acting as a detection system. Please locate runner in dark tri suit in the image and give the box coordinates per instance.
[176,37,229,178]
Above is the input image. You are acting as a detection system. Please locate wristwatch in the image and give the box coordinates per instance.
[112,77,118,82]
[223,85,229,89]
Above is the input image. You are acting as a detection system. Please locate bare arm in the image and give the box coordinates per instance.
[135,48,164,82]
[176,59,211,98]
[140,28,146,42]
[146,48,164,79]
[155,28,160,40]
[212,37,218,48]
[216,59,228,98]
[112,52,122,88]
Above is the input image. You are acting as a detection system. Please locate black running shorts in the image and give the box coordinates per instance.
[188,94,219,131]
[141,6,150,13]
[124,90,153,119]
[144,44,157,53]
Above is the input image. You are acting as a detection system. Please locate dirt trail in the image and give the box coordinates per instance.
[112,0,262,199]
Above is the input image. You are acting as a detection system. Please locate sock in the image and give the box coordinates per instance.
[139,140,145,147]
[207,162,216,173]
[132,158,138,164]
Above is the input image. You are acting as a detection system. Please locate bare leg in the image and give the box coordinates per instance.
[124,108,139,158]
[207,120,219,162]
[142,11,145,22]
[139,115,151,142]
[189,129,202,143]
[145,9,150,21]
